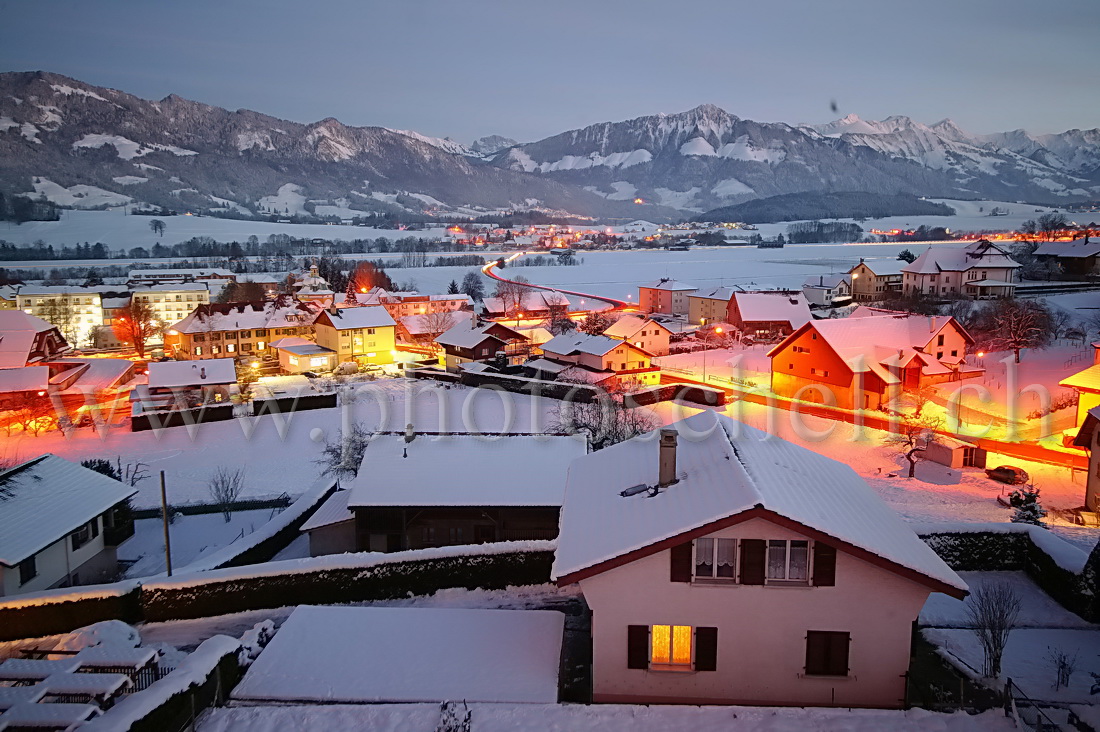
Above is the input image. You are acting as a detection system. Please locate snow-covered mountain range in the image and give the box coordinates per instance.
[1,72,1096,221]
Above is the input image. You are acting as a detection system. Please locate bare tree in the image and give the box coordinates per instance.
[978,299,1052,363]
[966,581,1021,678]
[208,467,246,522]
[315,421,372,477]
[419,311,456,345]
[1037,212,1069,241]
[112,298,161,358]
[493,276,530,322]
[149,219,166,238]
[1046,647,1079,690]
[41,293,79,346]
[549,391,658,451]
[578,310,612,335]
[887,412,943,478]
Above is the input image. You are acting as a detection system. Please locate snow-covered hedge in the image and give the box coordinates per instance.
[0,581,142,643]
[919,523,1094,620]
[81,635,241,732]
[140,542,555,621]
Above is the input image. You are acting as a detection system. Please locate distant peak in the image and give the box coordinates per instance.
[838,113,862,123]
[686,103,728,117]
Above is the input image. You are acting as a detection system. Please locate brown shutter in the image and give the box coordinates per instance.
[669,541,693,583]
[694,627,718,671]
[805,631,827,675]
[829,632,851,676]
[627,625,649,669]
[812,542,836,587]
[739,539,766,585]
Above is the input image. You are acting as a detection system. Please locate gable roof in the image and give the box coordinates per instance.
[603,315,671,340]
[688,286,735,302]
[147,358,237,389]
[1034,237,1100,258]
[803,274,851,291]
[850,259,906,276]
[552,412,966,597]
[1073,406,1100,449]
[399,310,476,337]
[0,365,50,394]
[435,321,506,349]
[482,291,570,315]
[541,332,650,358]
[0,455,137,566]
[903,240,1019,275]
[317,306,396,330]
[731,292,812,327]
[170,295,321,334]
[640,279,697,292]
[1061,363,1100,394]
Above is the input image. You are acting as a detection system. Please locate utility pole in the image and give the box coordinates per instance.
[160,471,173,576]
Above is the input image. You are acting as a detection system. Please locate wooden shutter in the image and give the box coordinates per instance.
[694,627,718,671]
[669,541,693,583]
[805,631,850,676]
[627,625,649,669]
[828,631,851,676]
[805,631,828,675]
[812,542,836,587]
[739,539,766,585]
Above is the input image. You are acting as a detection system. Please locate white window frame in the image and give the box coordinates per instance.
[692,537,737,582]
[649,624,694,670]
[766,539,810,584]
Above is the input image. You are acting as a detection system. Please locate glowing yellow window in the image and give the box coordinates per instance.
[651,624,692,667]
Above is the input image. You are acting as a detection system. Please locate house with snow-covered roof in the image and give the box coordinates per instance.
[847,258,904,301]
[686,286,734,325]
[602,315,673,356]
[767,312,980,410]
[1073,407,1100,513]
[801,274,852,308]
[15,287,103,347]
[639,279,697,316]
[1061,362,1100,427]
[0,455,136,597]
[269,336,338,374]
[1034,236,1100,277]
[552,412,966,708]
[313,306,397,367]
[164,295,321,362]
[434,320,527,370]
[482,290,570,320]
[0,310,70,368]
[539,332,660,387]
[335,432,587,553]
[726,291,812,339]
[902,240,1019,299]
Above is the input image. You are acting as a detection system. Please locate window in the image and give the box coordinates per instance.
[226,344,236,353]
[255,329,267,337]
[805,631,850,676]
[693,538,736,580]
[767,540,809,583]
[936,351,943,359]
[951,350,958,357]
[627,625,718,672]
[19,555,37,585]
[212,345,221,355]
[241,342,252,352]
[193,334,206,342]
[937,334,945,347]
[651,624,693,667]
[240,330,251,339]
[256,341,266,350]
[71,521,93,550]
[810,367,816,375]
[194,346,203,356]
[367,328,376,335]
[90,516,99,539]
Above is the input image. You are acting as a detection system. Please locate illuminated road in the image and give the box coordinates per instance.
[481,252,633,312]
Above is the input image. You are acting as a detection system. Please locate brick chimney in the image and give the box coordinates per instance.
[659,428,678,486]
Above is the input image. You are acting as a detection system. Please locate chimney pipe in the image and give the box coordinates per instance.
[659,428,677,487]
[200,367,206,380]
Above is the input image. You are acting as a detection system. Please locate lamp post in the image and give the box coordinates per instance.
[701,326,723,383]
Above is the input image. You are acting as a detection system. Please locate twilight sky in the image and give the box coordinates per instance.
[2,0,1097,144]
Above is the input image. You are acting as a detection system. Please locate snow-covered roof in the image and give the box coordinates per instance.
[276,342,336,356]
[0,309,57,335]
[903,240,1019,275]
[399,310,475,336]
[552,411,966,595]
[542,332,644,358]
[231,605,564,704]
[524,357,571,374]
[170,295,321,334]
[0,365,49,394]
[851,259,906,276]
[731,292,812,326]
[0,455,137,567]
[0,700,98,727]
[147,359,237,389]
[347,433,586,507]
[434,321,507,349]
[803,274,851,290]
[300,490,354,532]
[1034,237,1100,258]
[1061,364,1100,393]
[15,286,103,298]
[689,286,736,301]
[603,315,670,339]
[317,305,396,330]
[132,282,210,293]
[482,290,570,315]
[640,278,697,292]
[129,268,233,279]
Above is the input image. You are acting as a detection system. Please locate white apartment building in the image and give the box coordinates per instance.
[131,283,211,326]
[17,287,103,347]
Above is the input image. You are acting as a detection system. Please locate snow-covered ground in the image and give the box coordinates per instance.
[118,508,289,578]
[0,209,447,250]
[919,571,1094,629]
[198,703,1014,731]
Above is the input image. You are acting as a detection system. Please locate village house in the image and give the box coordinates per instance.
[375,292,472,320]
[726,292,812,341]
[16,286,103,347]
[0,310,70,368]
[312,433,587,554]
[482,290,571,321]
[164,295,321,362]
[768,312,981,410]
[638,279,697,316]
[552,412,966,707]
[434,320,527,370]
[1073,407,1100,514]
[313,306,398,367]
[0,455,137,597]
[269,336,338,374]
[847,259,904,301]
[0,285,18,310]
[127,268,235,286]
[1033,236,1100,278]
[539,332,660,387]
[1061,355,1100,428]
[687,286,735,326]
[290,263,335,307]
[130,283,210,328]
[801,275,852,308]
[603,315,674,356]
[902,240,1019,299]
[396,310,476,346]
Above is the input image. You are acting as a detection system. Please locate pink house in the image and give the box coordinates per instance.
[553,412,966,708]
[602,315,674,356]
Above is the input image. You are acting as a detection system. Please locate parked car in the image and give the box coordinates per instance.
[985,465,1029,485]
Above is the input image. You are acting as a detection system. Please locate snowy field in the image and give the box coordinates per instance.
[919,572,1095,629]
[0,209,447,249]
[199,703,1013,731]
